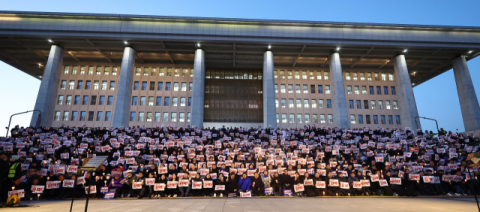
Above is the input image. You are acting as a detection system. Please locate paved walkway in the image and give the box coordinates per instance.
[3,197,478,212]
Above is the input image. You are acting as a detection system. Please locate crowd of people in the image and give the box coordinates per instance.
[1,124,479,201]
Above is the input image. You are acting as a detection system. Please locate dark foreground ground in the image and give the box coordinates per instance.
[2,196,478,212]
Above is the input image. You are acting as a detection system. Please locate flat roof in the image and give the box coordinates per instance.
[0,10,479,86]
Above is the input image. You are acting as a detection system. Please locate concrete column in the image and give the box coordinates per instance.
[111,47,136,128]
[393,54,421,130]
[190,49,205,128]
[30,45,64,127]
[452,56,480,131]
[263,51,277,129]
[329,52,350,129]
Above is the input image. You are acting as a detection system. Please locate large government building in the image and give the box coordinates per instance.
[1,11,480,131]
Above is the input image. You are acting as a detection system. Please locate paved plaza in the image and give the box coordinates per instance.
[3,197,478,212]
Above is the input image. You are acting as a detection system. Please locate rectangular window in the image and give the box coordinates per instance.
[57,95,64,105]
[345,72,351,80]
[295,70,300,79]
[381,115,386,124]
[374,73,379,81]
[188,97,192,106]
[71,111,77,121]
[312,114,318,123]
[171,113,177,122]
[77,80,83,89]
[280,70,285,79]
[144,68,149,76]
[54,111,60,121]
[135,67,141,76]
[90,95,97,105]
[66,95,72,105]
[354,86,359,94]
[362,86,367,94]
[327,99,332,108]
[320,114,326,123]
[96,111,103,121]
[324,71,329,80]
[142,81,147,90]
[384,86,388,95]
[289,114,295,123]
[187,113,191,122]
[112,67,118,75]
[69,81,74,90]
[157,82,163,91]
[156,97,162,106]
[352,72,358,81]
[63,66,69,74]
[180,97,186,106]
[275,99,279,108]
[101,81,107,90]
[147,112,153,122]
[80,111,86,121]
[110,81,115,90]
[166,82,171,91]
[393,101,398,109]
[149,81,155,91]
[349,100,354,109]
[376,86,381,95]
[369,86,374,95]
[275,84,278,93]
[158,68,164,76]
[288,84,293,93]
[366,115,371,124]
[80,66,85,74]
[296,99,302,108]
[281,99,286,108]
[311,99,317,108]
[99,96,105,105]
[364,100,369,109]
[107,96,113,105]
[133,81,139,90]
[310,85,315,93]
[378,100,383,109]
[104,67,110,75]
[74,96,80,105]
[309,71,315,80]
[148,96,154,106]
[358,115,363,124]
[381,73,387,81]
[388,115,393,124]
[179,112,185,122]
[371,100,376,109]
[281,84,286,93]
[88,67,93,75]
[132,96,138,106]
[282,114,287,123]
[96,67,102,75]
[173,82,179,91]
[93,81,99,90]
[138,112,144,122]
[276,114,279,123]
[347,85,352,94]
[350,114,356,124]
[367,72,372,81]
[373,115,378,124]
[189,82,193,91]
[319,100,324,108]
[88,111,94,121]
[60,80,66,89]
[140,96,146,106]
[85,81,91,90]
[164,97,170,106]
[63,111,69,121]
[356,100,361,109]
[325,85,330,94]
[295,84,301,93]
[386,101,391,109]
[318,85,323,94]
[328,114,333,124]
[130,112,136,121]
[360,73,365,81]
[155,112,161,122]
[105,111,111,121]
[389,73,394,81]
[82,96,88,105]
[303,84,308,93]
[305,114,310,123]
[304,99,309,108]
[391,86,396,95]
[174,68,180,77]
[172,97,178,106]
[302,71,307,79]
[317,71,322,80]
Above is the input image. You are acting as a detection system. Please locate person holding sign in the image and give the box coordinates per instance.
[293,172,304,197]
[203,173,214,197]
[167,174,179,197]
[251,173,264,196]
[178,173,191,197]
[191,173,203,197]
[109,174,124,198]
[214,173,226,197]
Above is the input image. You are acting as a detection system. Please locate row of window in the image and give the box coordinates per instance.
[62,66,194,77]
[132,96,192,107]
[54,111,112,122]
[133,81,192,92]
[57,95,114,106]
[130,112,191,122]
[205,70,262,80]
[274,98,399,110]
[275,113,401,125]
[60,80,116,90]
[274,84,396,95]
[273,70,395,82]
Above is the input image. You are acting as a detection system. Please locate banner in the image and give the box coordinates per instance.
[31,185,45,194]
[192,181,203,189]
[294,184,304,192]
[215,185,225,190]
[154,183,166,191]
[46,181,60,189]
[203,180,213,188]
[63,180,75,188]
[315,181,326,188]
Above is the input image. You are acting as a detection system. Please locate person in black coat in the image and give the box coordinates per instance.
[225,173,238,195]
[271,172,282,196]
[251,173,264,196]
[214,173,227,197]
[280,169,293,195]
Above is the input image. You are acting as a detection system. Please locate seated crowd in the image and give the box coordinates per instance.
[1,124,479,201]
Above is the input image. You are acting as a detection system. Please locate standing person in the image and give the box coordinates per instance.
[136,172,148,199]
[271,172,282,196]
[226,173,238,195]
[214,173,226,197]
[238,173,251,194]
[280,169,293,195]
[251,172,264,196]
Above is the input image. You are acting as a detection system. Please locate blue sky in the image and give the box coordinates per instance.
[1,0,480,135]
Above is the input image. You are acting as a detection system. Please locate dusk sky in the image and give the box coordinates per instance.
[1,0,479,135]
